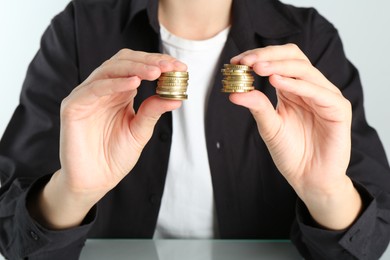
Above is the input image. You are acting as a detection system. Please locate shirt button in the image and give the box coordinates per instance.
[159,132,170,142]
[349,229,361,242]
[30,230,39,241]
[216,142,221,149]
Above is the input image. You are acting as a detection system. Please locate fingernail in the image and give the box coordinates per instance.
[258,61,270,68]
[230,54,243,63]
[146,65,159,71]
[158,60,170,67]
[173,60,187,70]
[242,54,257,64]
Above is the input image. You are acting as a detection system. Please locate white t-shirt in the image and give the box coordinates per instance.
[153,25,230,239]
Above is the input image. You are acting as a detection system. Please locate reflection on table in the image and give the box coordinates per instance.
[79,239,303,260]
[0,239,388,259]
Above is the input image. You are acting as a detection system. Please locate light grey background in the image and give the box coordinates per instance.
[0,0,389,159]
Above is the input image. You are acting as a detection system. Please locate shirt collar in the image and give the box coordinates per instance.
[124,0,158,33]
[124,0,300,39]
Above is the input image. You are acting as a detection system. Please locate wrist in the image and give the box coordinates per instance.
[28,170,100,230]
[300,177,363,230]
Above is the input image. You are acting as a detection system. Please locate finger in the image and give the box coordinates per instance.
[229,90,282,142]
[111,49,187,72]
[269,74,351,121]
[231,44,310,66]
[65,76,141,108]
[128,96,182,149]
[112,49,175,63]
[86,60,161,84]
[252,60,338,93]
[158,60,188,73]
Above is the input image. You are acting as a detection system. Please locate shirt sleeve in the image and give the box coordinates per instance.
[292,182,390,259]
[0,2,96,259]
[289,8,390,260]
[1,173,96,259]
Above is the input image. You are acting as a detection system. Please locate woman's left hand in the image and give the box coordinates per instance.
[230,44,362,230]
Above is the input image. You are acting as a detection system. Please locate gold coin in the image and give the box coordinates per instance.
[221,72,253,77]
[222,87,254,92]
[221,68,253,73]
[156,89,188,93]
[158,77,188,82]
[222,82,254,87]
[223,64,252,70]
[222,84,254,88]
[222,75,253,79]
[156,89,188,94]
[221,88,253,93]
[158,94,188,100]
[223,75,254,79]
[157,71,189,100]
[222,80,254,85]
[160,71,189,78]
[221,68,253,74]
[222,85,253,89]
[221,84,254,87]
[157,85,188,89]
[158,84,188,88]
[221,64,255,93]
[158,81,188,85]
[157,81,188,85]
[223,86,254,90]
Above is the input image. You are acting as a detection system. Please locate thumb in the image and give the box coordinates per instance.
[129,96,182,149]
[229,90,282,142]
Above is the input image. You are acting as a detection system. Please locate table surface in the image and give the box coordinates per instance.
[79,239,390,260]
[80,239,303,260]
[1,239,389,259]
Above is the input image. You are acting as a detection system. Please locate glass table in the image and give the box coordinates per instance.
[1,239,389,259]
[79,239,302,260]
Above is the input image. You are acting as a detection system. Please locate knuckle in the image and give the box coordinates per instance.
[343,98,352,110]
[145,53,166,64]
[91,65,105,78]
[254,50,264,59]
[117,48,133,57]
[160,53,175,60]
[60,95,73,119]
[286,43,309,60]
[101,59,113,67]
[340,98,352,121]
[286,43,299,51]
[144,53,155,63]
[300,58,312,67]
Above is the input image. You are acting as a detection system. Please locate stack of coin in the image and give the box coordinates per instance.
[221,64,254,93]
[156,71,189,100]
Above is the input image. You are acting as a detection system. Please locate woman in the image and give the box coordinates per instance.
[1,0,389,259]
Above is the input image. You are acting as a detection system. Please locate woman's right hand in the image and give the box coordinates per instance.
[29,49,186,229]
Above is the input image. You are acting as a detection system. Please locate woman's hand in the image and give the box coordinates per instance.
[230,44,362,230]
[59,49,185,196]
[30,49,186,229]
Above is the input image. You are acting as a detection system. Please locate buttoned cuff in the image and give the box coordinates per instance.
[295,181,387,259]
[12,174,97,258]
